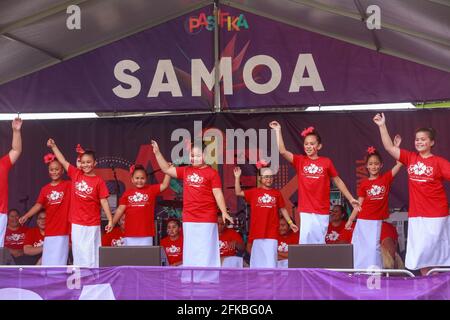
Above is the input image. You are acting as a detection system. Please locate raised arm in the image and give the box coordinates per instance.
[47,139,70,171]
[373,113,400,160]
[9,118,22,165]
[332,176,361,211]
[212,188,234,224]
[233,167,245,197]
[151,140,177,178]
[269,121,294,164]
[391,134,403,177]
[160,173,172,192]
[280,208,299,233]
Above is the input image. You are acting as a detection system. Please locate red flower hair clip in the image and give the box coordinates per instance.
[129,164,136,174]
[367,146,376,154]
[256,160,269,169]
[43,153,56,164]
[75,144,85,155]
[301,126,315,137]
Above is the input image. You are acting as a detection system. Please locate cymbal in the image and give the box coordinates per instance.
[158,200,183,208]
[226,185,254,190]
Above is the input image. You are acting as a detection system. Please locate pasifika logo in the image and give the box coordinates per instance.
[188,10,249,33]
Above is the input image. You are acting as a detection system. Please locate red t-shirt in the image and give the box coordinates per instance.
[36,180,71,236]
[244,188,286,241]
[176,166,222,223]
[119,184,161,237]
[0,155,12,213]
[101,227,125,247]
[160,235,183,265]
[67,165,110,226]
[357,171,393,220]
[24,228,45,248]
[325,220,347,244]
[4,226,28,250]
[340,221,398,244]
[399,149,450,217]
[380,222,398,243]
[219,228,244,257]
[277,232,299,253]
[292,155,338,214]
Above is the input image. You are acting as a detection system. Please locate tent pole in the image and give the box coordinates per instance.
[213,0,221,113]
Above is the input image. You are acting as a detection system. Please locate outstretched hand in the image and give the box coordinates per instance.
[373,113,386,127]
[269,121,281,130]
[150,140,160,154]
[233,167,242,178]
[12,118,22,131]
[393,134,402,148]
[47,138,56,148]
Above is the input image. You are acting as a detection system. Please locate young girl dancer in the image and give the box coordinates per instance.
[269,121,360,244]
[47,139,113,268]
[111,164,171,246]
[346,145,402,269]
[234,164,298,268]
[19,154,71,265]
[373,113,450,275]
[151,140,233,268]
[0,118,22,248]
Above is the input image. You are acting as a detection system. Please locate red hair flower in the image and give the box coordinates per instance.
[129,164,136,174]
[75,144,85,155]
[256,160,269,169]
[301,126,315,137]
[367,146,376,154]
[43,153,56,164]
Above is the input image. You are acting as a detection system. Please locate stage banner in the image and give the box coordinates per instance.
[1,110,448,221]
[0,6,215,113]
[217,5,450,109]
[1,5,450,113]
[0,266,450,300]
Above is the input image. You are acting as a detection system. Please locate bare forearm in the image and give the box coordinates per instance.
[333,177,355,202]
[50,145,69,170]
[213,190,228,215]
[100,199,113,221]
[112,205,125,225]
[275,129,293,163]
[24,246,43,256]
[23,204,43,220]
[234,177,244,197]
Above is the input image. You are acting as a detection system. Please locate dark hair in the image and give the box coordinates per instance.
[132,164,147,176]
[303,130,322,144]
[167,218,181,228]
[7,208,20,216]
[365,150,383,165]
[415,127,436,141]
[80,149,96,161]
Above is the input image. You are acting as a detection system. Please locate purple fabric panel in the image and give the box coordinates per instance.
[1,267,450,300]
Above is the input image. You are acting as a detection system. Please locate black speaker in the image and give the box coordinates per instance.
[99,246,168,267]
[288,244,353,268]
[0,248,15,265]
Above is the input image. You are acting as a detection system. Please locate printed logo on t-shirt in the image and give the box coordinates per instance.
[326,231,340,242]
[47,191,64,204]
[128,191,149,206]
[6,233,25,243]
[112,237,124,247]
[186,173,204,186]
[278,241,289,252]
[366,184,386,199]
[75,180,93,196]
[33,239,44,248]
[166,245,181,255]
[257,193,276,207]
[303,164,324,177]
[408,162,434,182]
